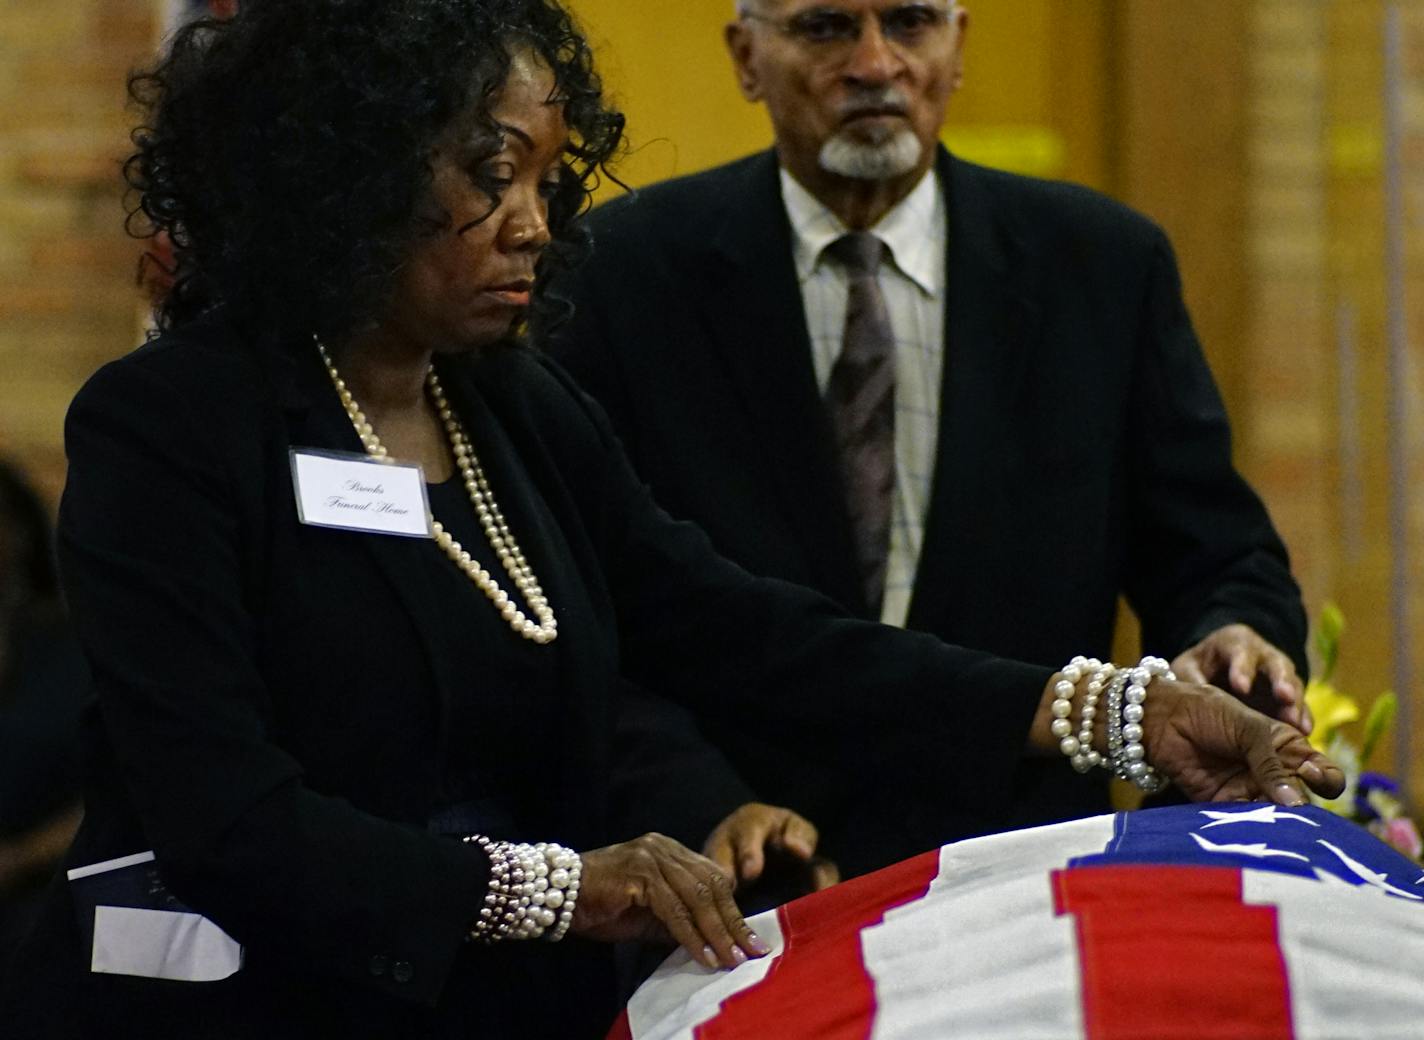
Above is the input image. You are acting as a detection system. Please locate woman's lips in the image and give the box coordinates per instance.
[486,288,532,307]
[484,283,533,307]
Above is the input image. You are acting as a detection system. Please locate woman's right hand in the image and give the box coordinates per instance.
[1141,678,1344,805]
[1033,667,1344,805]
[572,833,771,969]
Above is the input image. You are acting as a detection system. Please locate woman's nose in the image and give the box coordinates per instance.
[501,190,552,252]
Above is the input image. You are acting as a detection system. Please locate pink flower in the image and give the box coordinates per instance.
[1376,817,1424,861]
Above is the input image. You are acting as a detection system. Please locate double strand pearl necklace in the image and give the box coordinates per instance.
[317,341,558,644]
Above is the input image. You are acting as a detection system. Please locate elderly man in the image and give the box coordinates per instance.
[541,1,1310,875]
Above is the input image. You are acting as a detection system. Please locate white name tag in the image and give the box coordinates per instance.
[290,449,432,538]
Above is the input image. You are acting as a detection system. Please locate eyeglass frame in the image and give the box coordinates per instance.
[736,2,959,50]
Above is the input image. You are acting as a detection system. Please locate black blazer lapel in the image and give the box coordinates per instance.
[436,355,612,849]
[909,151,1042,632]
[278,344,464,757]
[695,152,868,616]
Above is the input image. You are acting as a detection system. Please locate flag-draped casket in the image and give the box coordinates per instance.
[612,804,1424,1040]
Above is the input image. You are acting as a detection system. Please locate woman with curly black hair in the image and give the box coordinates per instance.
[0,0,1341,1036]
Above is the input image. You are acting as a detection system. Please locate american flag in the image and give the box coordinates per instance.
[612,804,1424,1040]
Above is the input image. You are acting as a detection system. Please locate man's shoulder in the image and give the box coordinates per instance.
[951,157,1167,253]
[586,151,776,244]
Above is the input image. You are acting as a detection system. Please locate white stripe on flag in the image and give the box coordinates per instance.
[624,906,786,1040]
[863,814,1114,1039]
[1247,869,1424,1040]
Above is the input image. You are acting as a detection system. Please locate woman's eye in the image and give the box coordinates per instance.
[538,163,574,199]
[472,161,515,190]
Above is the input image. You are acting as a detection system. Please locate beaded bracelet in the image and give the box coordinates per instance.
[1055,654,1174,793]
[1053,657,1109,774]
[1071,661,1114,774]
[1050,658,1089,752]
[463,836,582,944]
[1114,657,1173,794]
[1105,668,1129,778]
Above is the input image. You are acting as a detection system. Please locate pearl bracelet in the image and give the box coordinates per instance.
[1052,656,1111,774]
[464,836,582,944]
[1112,657,1173,794]
[1072,661,1113,774]
[1054,654,1174,793]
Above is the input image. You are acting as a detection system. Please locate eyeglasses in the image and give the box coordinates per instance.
[740,3,955,49]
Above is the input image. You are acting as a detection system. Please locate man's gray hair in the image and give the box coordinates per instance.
[738,0,959,13]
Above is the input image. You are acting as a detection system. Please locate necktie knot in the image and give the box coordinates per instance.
[827,232,886,277]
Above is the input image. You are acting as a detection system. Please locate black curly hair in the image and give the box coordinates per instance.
[125,0,624,346]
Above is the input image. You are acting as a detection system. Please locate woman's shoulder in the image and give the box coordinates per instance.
[64,317,290,493]
[71,317,278,432]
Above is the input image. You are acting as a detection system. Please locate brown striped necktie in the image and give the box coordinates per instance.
[824,232,894,617]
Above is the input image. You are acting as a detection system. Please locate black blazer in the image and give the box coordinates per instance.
[1,319,1051,1038]
[542,148,1308,834]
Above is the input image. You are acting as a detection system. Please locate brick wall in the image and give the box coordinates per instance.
[0,0,158,506]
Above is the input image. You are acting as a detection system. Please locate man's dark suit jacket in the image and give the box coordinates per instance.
[542,148,1308,857]
[0,317,1052,1038]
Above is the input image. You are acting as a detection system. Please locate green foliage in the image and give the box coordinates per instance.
[1313,600,1345,683]
[1360,691,1398,766]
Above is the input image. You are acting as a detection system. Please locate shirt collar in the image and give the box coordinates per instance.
[779,165,944,298]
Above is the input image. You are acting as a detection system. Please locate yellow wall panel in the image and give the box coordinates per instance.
[567,2,773,196]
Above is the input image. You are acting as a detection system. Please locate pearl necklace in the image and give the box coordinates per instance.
[317,342,558,644]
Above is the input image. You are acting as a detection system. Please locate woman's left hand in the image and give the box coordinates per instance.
[572,833,770,969]
[1142,678,1344,805]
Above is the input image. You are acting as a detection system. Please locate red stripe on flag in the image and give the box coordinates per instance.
[694,850,940,1040]
[606,1008,633,1040]
[1054,865,1294,1040]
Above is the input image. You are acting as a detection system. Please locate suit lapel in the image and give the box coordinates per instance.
[439,355,611,848]
[279,343,463,749]
[695,152,868,616]
[908,151,1042,631]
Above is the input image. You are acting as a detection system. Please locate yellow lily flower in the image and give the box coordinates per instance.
[1304,679,1361,753]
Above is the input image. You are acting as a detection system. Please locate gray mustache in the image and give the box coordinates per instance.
[835,89,911,119]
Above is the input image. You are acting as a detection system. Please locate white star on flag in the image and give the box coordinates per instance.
[1316,840,1424,901]
[1198,805,1320,829]
[1189,832,1310,862]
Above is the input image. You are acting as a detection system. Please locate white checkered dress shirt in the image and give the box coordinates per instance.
[779,167,947,628]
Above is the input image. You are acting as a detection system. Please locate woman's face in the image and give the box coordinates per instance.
[381,49,568,352]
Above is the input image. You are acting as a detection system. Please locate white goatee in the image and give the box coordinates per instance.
[818,125,923,181]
